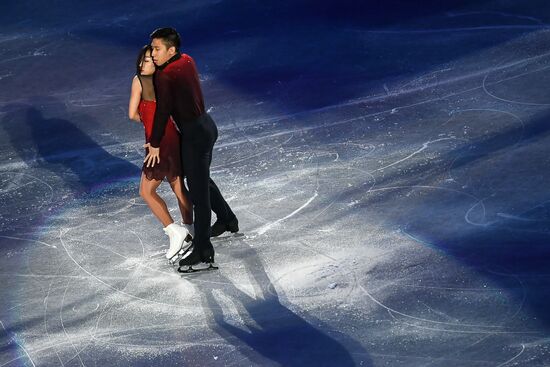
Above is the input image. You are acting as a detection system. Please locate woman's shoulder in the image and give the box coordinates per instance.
[132,75,141,88]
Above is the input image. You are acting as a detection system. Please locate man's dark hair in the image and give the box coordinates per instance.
[150,27,181,52]
[136,45,152,75]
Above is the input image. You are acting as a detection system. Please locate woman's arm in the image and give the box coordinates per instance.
[128,76,142,122]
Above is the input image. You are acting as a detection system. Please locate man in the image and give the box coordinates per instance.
[144,27,239,269]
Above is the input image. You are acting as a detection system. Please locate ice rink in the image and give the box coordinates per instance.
[1,1,550,366]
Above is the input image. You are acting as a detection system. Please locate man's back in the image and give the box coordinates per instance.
[151,53,206,145]
[164,54,205,121]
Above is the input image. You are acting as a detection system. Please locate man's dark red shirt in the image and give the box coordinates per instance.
[150,53,206,147]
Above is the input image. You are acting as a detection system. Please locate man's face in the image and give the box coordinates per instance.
[151,38,175,66]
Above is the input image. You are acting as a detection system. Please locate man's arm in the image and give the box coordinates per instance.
[144,71,173,167]
[150,71,173,147]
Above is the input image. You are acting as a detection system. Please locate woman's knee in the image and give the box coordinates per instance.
[139,185,150,200]
[140,181,157,200]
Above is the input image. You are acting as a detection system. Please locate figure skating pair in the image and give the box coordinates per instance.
[129,28,239,272]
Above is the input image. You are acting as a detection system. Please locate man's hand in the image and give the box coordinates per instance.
[143,143,160,167]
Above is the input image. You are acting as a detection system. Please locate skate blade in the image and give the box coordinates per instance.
[168,243,194,265]
[211,232,244,241]
[178,262,218,274]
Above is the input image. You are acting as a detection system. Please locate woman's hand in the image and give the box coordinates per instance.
[130,113,141,123]
[143,143,160,167]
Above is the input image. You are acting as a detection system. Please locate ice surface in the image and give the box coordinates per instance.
[1,1,550,366]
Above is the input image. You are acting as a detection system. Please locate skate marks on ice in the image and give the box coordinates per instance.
[42,214,367,365]
[194,240,368,367]
[3,13,550,367]
[2,80,549,367]
[212,40,550,365]
[0,208,227,366]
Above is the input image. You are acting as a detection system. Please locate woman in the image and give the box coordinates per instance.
[128,45,194,263]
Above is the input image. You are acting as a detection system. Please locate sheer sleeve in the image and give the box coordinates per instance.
[150,71,173,147]
[138,74,156,101]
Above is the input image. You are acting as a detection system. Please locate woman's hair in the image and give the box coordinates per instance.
[136,45,153,75]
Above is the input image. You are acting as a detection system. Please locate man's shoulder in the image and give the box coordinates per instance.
[165,54,194,70]
[178,53,195,64]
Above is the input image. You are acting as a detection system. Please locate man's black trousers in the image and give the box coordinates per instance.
[180,113,236,252]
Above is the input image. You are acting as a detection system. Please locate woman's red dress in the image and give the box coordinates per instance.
[138,99,182,182]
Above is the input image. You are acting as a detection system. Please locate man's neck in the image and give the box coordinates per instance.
[158,53,181,70]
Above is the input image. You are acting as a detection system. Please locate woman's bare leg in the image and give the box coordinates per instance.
[169,176,193,225]
[140,173,174,227]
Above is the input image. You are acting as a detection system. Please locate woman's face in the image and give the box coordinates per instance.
[140,50,155,76]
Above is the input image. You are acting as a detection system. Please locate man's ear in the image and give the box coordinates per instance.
[168,46,176,55]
